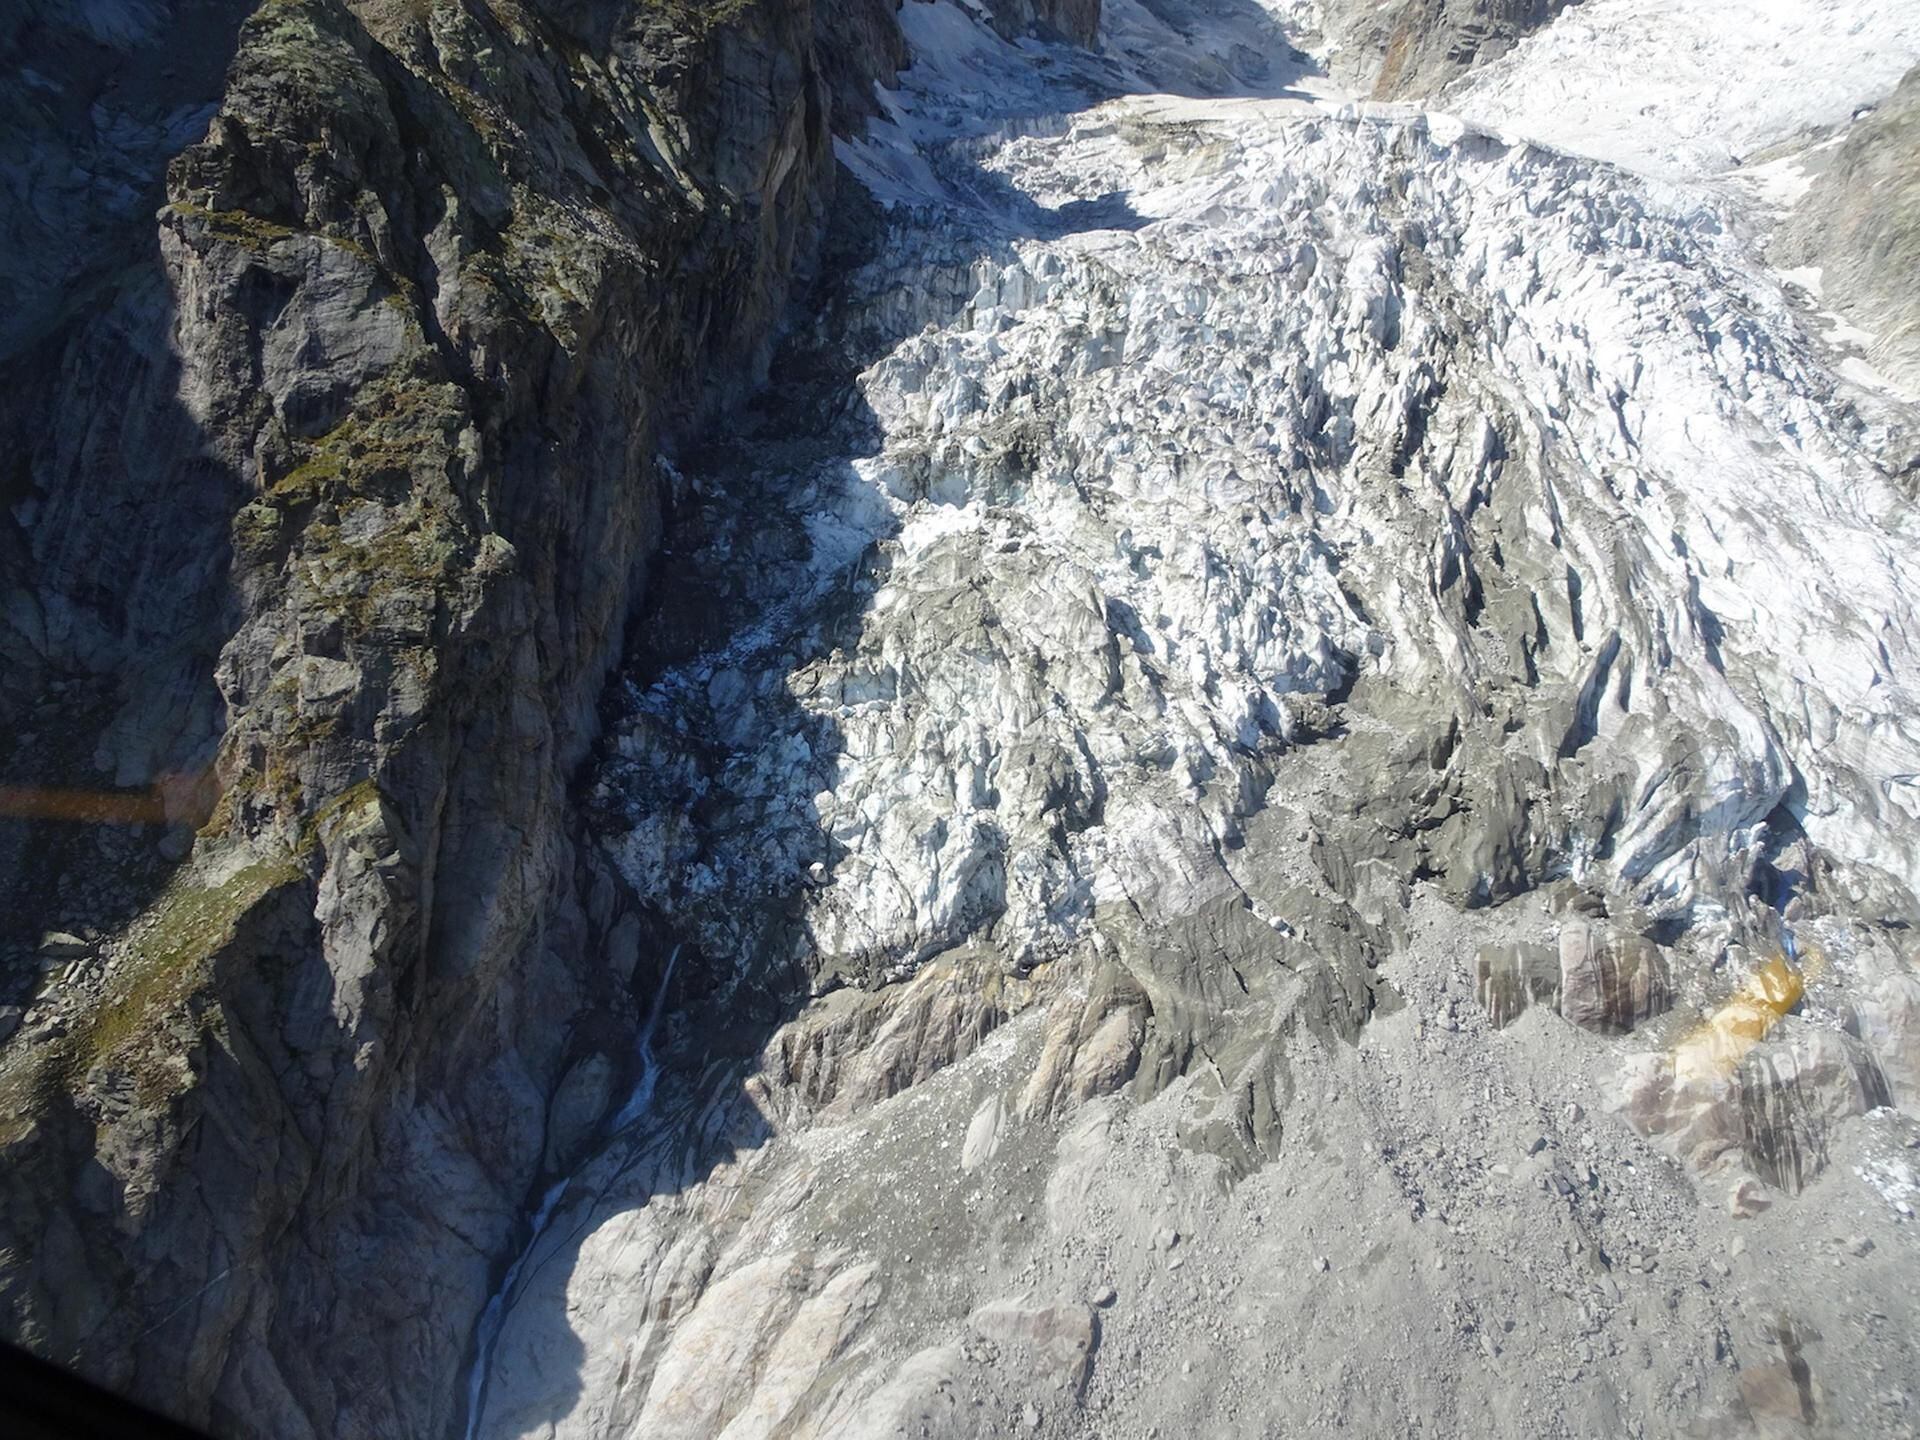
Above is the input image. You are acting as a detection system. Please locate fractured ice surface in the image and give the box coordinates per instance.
[596,5,1920,995]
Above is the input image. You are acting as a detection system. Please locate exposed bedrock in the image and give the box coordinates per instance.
[1778,64,1920,395]
[0,0,905,1433]
[1305,0,1581,98]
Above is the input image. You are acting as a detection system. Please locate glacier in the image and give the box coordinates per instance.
[462,3,1920,1436]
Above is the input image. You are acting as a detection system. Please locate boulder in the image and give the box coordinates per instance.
[968,1296,1099,1395]
[1558,923,1673,1035]
[1474,941,1560,1027]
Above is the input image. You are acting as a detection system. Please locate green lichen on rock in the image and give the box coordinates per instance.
[165,202,381,266]
[0,0,861,1420]
[269,371,465,506]
[306,776,384,844]
[0,851,310,1136]
[164,202,299,252]
[73,855,305,1085]
[249,369,473,638]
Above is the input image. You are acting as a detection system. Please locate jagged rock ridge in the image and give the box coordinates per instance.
[2,2,1920,1438]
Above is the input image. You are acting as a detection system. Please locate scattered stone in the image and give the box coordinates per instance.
[1847,1236,1875,1258]
[36,932,91,958]
[1091,1285,1117,1308]
[1023,1401,1041,1430]
[1314,1255,1330,1274]
[1730,1179,1773,1219]
[962,1096,1008,1173]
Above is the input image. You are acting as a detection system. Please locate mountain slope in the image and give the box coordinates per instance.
[463,4,1920,1436]
[3,2,1920,1438]
[0,0,882,1432]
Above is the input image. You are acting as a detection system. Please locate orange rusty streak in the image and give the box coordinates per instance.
[1671,948,1827,1087]
[0,784,175,826]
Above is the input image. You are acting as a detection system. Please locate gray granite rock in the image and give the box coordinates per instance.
[1777,65,1920,394]
[0,1,901,1434]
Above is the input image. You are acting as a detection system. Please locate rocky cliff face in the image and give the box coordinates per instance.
[1273,0,1578,97]
[0,0,891,1433]
[1366,0,1577,97]
[6,2,1920,1438]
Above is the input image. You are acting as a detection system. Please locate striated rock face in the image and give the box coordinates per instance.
[1475,940,1559,1028]
[1855,973,1920,1104]
[0,0,896,1434]
[1476,924,1673,1034]
[1384,1,1577,97]
[1556,923,1672,1036]
[1303,0,1579,98]
[1735,1030,1893,1195]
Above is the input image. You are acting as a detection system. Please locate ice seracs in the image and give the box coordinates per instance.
[472,1,1920,1434]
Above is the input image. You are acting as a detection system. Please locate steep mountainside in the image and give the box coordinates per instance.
[0,0,892,1433]
[4,2,1920,1438]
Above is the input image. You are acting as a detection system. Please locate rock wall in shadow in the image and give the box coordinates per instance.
[0,0,917,1435]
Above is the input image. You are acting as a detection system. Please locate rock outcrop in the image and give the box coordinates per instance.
[1398,0,1579,96]
[1307,0,1580,98]
[0,1,901,1434]
[1778,64,1920,394]
[1474,940,1558,1027]
[1557,923,1673,1035]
